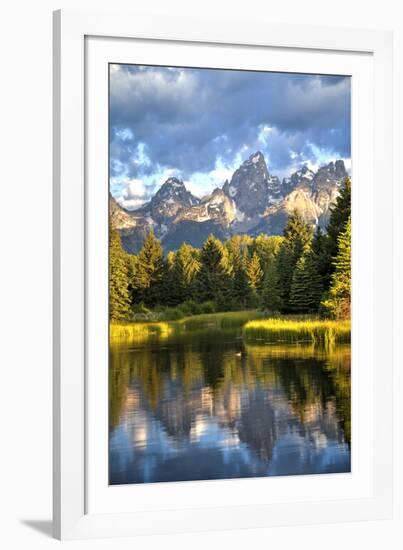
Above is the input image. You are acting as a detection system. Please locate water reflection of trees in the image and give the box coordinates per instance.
[245,344,351,445]
[110,330,351,462]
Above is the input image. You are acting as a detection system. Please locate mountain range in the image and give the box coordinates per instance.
[110,151,349,253]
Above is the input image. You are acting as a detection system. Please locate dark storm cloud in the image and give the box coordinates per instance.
[109,64,350,181]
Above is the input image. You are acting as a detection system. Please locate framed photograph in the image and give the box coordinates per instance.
[53,9,394,540]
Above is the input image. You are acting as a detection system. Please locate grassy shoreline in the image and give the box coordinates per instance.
[110,310,263,344]
[109,321,173,345]
[243,318,350,346]
[110,311,351,346]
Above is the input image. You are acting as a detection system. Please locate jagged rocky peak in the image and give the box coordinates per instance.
[245,150,266,166]
[224,151,273,217]
[267,173,282,202]
[316,159,347,179]
[295,164,315,181]
[260,159,349,236]
[311,160,348,192]
[152,177,194,203]
[109,193,137,230]
[282,164,315,195]
[147,176,199,222]
[309,160,348,223]
[174,186,235,227]
[110,153,350,253]
[334,159,348,178]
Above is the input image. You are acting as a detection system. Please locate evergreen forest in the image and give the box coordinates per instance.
[110,178,351,323]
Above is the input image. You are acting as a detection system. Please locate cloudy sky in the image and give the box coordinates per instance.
[110,64,351,210]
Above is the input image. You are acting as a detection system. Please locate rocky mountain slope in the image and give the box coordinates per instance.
[110,152,349,253]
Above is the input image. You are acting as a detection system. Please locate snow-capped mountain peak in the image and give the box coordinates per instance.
[223,151,275,217]
[282,164,315,194]
[111,152,349,252]
[144,177,200,221]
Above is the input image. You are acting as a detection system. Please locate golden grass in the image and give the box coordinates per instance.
[110,321,173,345]
[110,314,350,348]
[243,318,350,346]
[110,311,262,345]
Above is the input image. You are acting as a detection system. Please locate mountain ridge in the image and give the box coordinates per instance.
[111,152,349,253]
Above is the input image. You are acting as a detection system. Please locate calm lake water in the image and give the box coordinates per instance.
[109,317,351,484]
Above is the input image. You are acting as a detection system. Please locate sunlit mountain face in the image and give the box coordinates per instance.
[108,65,351,485]
[109,65,350,253]
[110,152,349,253]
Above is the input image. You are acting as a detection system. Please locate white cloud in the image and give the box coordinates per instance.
[110,66,350,189]
[132,142,151,168]
[117,197,145,210]
[115,127,133,141]
[257,125,274,145]
[111,138,351,210]
[185,155,243,198]
[114,178,149,210]
[112,167,183,209]
[124,178,147,200]
[143,167,178,192]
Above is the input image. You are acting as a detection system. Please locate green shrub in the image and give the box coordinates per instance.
[182,300,203,315]
[200,301,216,314]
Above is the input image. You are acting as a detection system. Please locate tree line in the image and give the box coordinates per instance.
[110,178,351,321]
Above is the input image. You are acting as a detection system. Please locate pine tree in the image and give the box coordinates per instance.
[289,252,323,313]
[196,234,229,302]
[177,244,200,292]
[261,260,283,312]
[283,210,313,261]
[321,217,351,319]
[231,253,252,309]
[246,251,264,291]
[168,243,200,304]
[109,228,130,321]
[225,235,252,276]
[166,250,176,269]
[276,242,294,310]
[248,234,284,274]
[325,177,351,271]
[277,210,313,311]
[163,251,180,306]
[126,253,139,305]
[312,225,332,290]
[133,230,165,307]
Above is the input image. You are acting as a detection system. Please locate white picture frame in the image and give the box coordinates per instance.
[53,9,394,540]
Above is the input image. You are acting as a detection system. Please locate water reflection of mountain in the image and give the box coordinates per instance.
[109,329,351,484]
